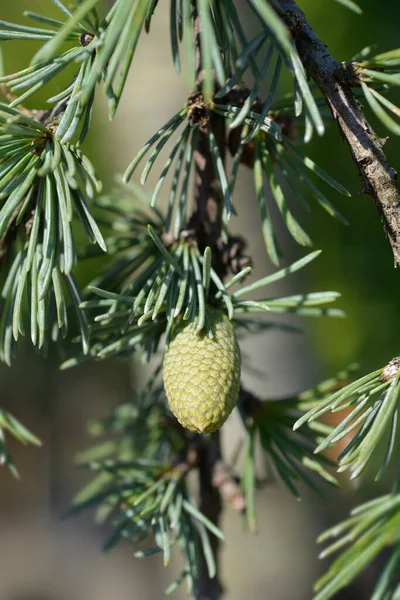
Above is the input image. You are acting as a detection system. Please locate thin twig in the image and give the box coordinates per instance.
[211,459,245,513]
[276,0,400,266]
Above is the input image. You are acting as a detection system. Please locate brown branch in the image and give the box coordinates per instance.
[175,432,246,514]
[196,432,246,598]
[189,3,228,596]
[198,430,224,600]
[238,386,263,423]
[276,0,400,267]
[191,106,228,277]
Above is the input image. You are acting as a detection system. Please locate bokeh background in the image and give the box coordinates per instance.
[0,1,399,599]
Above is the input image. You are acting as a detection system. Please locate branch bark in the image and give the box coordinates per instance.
[198,430,224,600]
[276,0,400,266]
[191,5,226,597]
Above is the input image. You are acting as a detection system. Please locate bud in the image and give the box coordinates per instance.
[163,310,241,433]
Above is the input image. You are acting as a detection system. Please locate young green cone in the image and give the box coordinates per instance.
[163,310,241,433]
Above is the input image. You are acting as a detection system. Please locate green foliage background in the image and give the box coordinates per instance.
[298,0,400,374]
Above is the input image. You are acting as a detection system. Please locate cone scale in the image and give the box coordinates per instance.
[163,310,241,433]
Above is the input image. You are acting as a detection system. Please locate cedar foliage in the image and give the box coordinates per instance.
[1,1,400,598]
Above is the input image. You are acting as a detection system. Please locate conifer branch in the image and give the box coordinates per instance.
[198,431,224,599]
[3,1,397,597]
[192,4,226,596]
[275,0,400,266]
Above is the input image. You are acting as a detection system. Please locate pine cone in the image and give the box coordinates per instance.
[163,310,241,433]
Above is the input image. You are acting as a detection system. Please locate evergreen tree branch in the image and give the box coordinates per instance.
[192,3,227,596]
[198,431,224,600]
[275,0,400,266]
[191,102,228,276]
[177,434,246,515]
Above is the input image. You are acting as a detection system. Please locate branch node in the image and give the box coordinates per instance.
[380,356,400,382]
[187,91,211,132]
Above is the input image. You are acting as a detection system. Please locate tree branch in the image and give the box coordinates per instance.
[276,0,400,266]
[198,430,224,600]
[190,4,227,597]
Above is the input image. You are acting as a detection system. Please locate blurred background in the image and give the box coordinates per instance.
[1,1,400,599]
